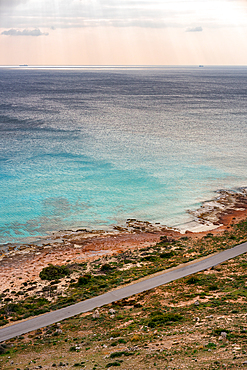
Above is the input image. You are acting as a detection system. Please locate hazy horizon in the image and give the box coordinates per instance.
[1,0,247,66]
[1,64,247,67]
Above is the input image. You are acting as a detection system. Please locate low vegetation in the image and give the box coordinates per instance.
[0,218,247,369]
[39,264,70,281]
[0,249,246,369]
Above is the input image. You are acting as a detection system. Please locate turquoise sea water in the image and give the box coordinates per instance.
[0,66,247,244]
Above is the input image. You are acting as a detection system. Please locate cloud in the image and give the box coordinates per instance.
[1,28,49,36]
[0,0,204,30]
[0,0,246,30]
[186,26,203,32]
[0,0,28,8]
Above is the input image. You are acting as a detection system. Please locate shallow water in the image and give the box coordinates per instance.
[1,66,247,244]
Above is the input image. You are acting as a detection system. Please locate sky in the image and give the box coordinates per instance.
[0,0,247,65]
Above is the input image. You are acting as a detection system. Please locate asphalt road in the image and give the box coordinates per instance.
[0,241,246,342]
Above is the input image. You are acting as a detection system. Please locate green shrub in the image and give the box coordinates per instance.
[147,311,183,328]
[73,362,85,367]
[118,338,127,344]
[77,274,92,286]
[34,308,50,315]
[99,283,108,288]
[39,264,70,281]
[0,344,6,355]
[206,342,216,349]
[123,259,133,264]
[106,362,121,368]
[209,285,218,291]
[0,317,8,327]
[110,351,126,358]
[111,331,121,338]
[160,251,175,259]
[186,276,200,285]
[110,351,134,358]
[141,255,157,262]
[101,264,115,272]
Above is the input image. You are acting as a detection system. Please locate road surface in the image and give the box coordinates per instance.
[0,241,246,342]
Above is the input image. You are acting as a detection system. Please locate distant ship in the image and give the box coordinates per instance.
[199,65,204,67]
[19,64,28,67]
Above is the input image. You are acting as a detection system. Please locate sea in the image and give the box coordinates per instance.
[0,66,247,246]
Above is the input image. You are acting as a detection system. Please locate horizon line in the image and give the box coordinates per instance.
[1,64,247,68]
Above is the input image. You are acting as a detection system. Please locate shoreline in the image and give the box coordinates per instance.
[1,187,247,252]
[0,188,247,296]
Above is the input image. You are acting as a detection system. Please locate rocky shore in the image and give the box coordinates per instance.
[0,189,247,297]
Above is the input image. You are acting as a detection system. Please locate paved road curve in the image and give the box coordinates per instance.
[0,242,246,342]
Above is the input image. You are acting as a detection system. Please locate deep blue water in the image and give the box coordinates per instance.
[0,66,247,244]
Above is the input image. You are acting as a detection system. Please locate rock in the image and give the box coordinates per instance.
[103,344,107,348]
[206,315,213,319]
[219,332,227,341]
[194,300,200,306]
[109,308,116,315]
[129,346,139,351]
[92,309,100,319]
[56,329,63,334]
[110,314,115,319]
[233,345,241,351]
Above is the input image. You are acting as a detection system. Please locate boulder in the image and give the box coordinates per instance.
[219,332,227,341]
[92,309,100,319]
